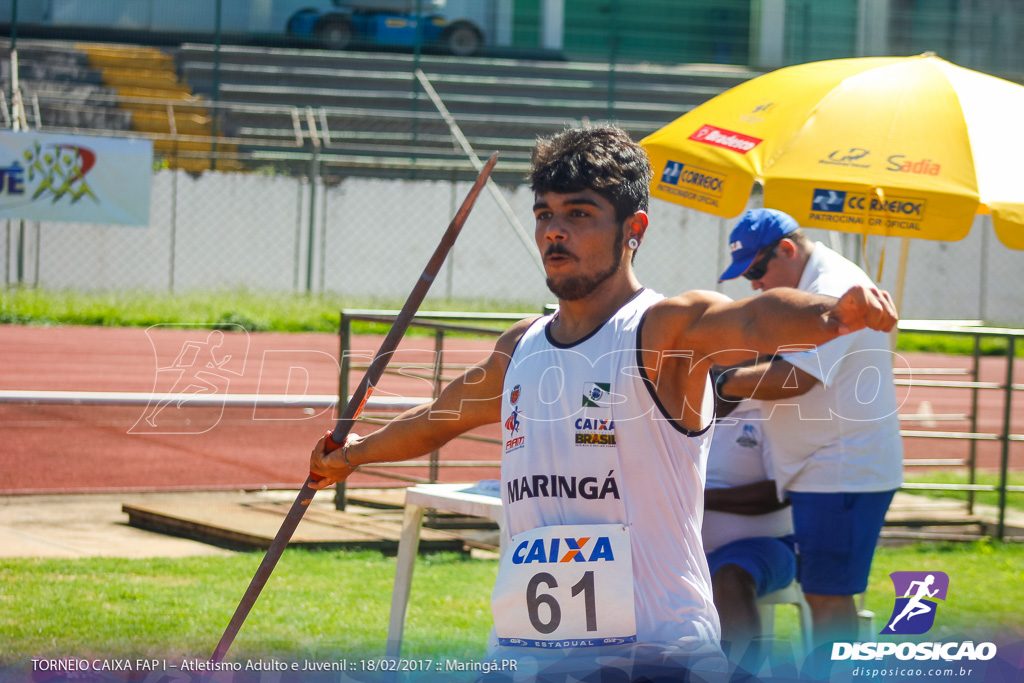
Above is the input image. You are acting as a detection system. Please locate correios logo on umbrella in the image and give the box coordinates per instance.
[810,188,927,230]
[688,125,762,154]
[657,161,726,208]
[660,161,725,194]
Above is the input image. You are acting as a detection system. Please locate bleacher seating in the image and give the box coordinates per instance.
[176,43,760,181]
[0,39,129,130]
[3,38,760,180]
[77,43,240,172]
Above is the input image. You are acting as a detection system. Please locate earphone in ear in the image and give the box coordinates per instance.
[628,238,640,249]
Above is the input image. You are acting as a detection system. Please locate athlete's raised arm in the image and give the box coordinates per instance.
[649,284,896,369]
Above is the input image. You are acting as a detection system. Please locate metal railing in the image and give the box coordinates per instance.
[14,84,544,176]
[334,309,533,509]
[896,321,1023,540]
[337,312,1024,539]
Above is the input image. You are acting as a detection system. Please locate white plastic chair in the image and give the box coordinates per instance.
[757,580,813,656]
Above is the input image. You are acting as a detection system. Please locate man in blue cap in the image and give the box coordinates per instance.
[714,208,903,648]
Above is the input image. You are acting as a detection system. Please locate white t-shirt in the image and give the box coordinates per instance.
[498,288,721,651]
[760,243,904,494]
[702,402,793,553]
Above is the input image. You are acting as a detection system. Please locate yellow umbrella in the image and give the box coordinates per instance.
[641,53,1024,251]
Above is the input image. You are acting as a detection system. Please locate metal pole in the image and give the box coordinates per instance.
[410,0,424,175]
[996,336,1015,541]
[606,0,618,120]
[319,174,328,293]
[445,170,456,299]
[8,0,17,121]
[210,0,222,172]
[429,329,445,483]
[16,219,23,285]
[10,0,20,284]
[305,148,319,293]
[334,313,352,511]
[415,69,544,275]
[967,334,981,514]
[169,167,178,292]
[32,221,38,287]
[979,218,990,321]
[294,178,304,292]
[10,0,16,53]
[9,0,17,111]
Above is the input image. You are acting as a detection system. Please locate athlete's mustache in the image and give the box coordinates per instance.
[544,243,577,260]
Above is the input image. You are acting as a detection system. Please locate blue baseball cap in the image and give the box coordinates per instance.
[718,208,799,281]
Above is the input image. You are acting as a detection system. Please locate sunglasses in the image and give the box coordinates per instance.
[742,241,781,281]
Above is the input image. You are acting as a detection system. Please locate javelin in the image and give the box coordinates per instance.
[210,153,499,665]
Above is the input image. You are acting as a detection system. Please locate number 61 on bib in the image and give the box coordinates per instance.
[491,524,637,648]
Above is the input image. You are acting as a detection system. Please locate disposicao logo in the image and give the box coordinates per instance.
[882,571,949,635]
[832,570,997,664]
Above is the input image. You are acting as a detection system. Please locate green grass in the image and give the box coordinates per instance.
[896,332,1024,358]
[0,550,497,665]
[903,470,1024,513]
[0,288,541,336]
[2,543,1022,666]
[2,288,1021,355]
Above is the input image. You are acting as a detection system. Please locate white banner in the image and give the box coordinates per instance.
[0,130,153,226]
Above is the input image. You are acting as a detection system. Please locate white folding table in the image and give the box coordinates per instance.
[386,483,505,658]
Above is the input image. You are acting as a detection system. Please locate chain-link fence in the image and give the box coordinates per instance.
[5,160,1024,325]
[3,0,1024,323]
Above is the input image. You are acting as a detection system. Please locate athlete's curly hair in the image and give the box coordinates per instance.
[529,125,652,223]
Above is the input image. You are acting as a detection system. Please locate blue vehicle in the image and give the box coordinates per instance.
[287,1,485,55]
[0,0,487,56]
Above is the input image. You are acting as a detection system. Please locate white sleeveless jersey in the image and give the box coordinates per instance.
[500,288,720,649]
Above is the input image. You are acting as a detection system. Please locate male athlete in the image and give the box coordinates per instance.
[310,126,897,678]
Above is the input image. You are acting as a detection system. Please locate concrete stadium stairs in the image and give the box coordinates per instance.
[176,43,761,181]
[0,38,130,130]
[3,38,760,181]
[77,43,241,173]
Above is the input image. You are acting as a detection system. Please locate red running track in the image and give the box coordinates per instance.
[0,325,1021,494]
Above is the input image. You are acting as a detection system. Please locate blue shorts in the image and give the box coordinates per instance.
[706,536,797,598]
[790,490,896,595]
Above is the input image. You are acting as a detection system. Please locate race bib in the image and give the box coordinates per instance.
[492,523,636,648]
